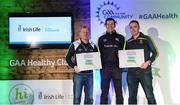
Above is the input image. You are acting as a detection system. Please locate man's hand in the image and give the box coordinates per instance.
[74,66,80,73]
[140,60,151,70]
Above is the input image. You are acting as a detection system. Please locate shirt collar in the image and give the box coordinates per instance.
[106,30,117,35]
[130,32,144,40]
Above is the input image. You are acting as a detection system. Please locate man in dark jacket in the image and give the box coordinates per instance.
[66,25,98,105]
[98,18,126,104]
[126,20,159,105]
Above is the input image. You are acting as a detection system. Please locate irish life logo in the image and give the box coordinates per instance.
[96,1,133,24]
[9,84,34,105]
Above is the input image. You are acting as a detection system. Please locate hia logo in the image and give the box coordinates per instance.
[9,84,34,105]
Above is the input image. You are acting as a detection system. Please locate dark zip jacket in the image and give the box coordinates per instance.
[66,39,98,73]
[126,32,158,67]
[98,31,126,68]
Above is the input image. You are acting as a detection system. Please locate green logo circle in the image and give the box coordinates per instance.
[9,84,34,105]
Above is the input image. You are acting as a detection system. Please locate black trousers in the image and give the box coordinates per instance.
[100,67,123,105]
[127,68,156,105]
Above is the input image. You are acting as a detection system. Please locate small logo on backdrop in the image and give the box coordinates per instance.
[17,25,41,32]
[96,1,133,24]
[9,84,34,105]
[38,91,67,100]
[18,25,22,32]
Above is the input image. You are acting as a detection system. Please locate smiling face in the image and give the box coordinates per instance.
[79,27,89,41]
[105,20,116,33]
[129,22,140,37]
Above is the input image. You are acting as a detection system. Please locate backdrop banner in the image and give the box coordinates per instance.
[91,0,180,104]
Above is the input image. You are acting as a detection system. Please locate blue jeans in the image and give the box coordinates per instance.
[127,67,156,105]
[73,72,93,105]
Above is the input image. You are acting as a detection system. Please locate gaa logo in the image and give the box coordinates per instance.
[96,1,133,24]
[96,1,120,24]
[9,84,34,105]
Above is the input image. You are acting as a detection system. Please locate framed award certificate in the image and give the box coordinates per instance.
[76,52,102,71]
[118,49,145,68]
